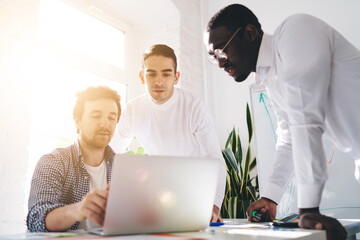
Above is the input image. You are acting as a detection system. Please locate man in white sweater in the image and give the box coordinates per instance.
[110,44,226,222]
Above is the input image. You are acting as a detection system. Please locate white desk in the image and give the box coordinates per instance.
[1,219,359,240]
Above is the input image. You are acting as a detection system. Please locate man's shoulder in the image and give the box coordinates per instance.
[38,143,78,166]
[285,13,316,22]
[125,93,149,109]
[278,14,325,31]
[176,88,204,104]
[274,14,330,42]
[175,88,211,116]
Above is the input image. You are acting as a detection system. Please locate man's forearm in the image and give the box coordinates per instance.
[45,202,81,231]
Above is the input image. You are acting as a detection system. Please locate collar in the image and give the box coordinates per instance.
[150,87,179,109]
[75,139,115,164]
[255,34,274,84]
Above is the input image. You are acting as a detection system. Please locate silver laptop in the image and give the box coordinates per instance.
[90,154,219,236]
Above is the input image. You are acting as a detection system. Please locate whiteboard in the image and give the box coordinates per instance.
[250,84,360,219]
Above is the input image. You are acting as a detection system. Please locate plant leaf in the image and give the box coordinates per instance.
[229,168,241,197]
[249,157,257,172]
[230,128,237,155]
[222,148,238,174]
[135,147,145,155]
[246,103,253,143]
[247,186,257,201]
[229,196,238,218]
[240,146,251,195]
[236,134,243,165]
[224,129,233,149]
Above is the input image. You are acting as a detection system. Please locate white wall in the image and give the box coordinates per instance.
[0,0,40,234]
[202,0,360,147]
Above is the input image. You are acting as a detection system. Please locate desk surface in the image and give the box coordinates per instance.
[1,219,359,240]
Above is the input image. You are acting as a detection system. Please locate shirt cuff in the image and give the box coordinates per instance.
[297,183,324,208]
[261,182,286,205]
[214,192,223,208]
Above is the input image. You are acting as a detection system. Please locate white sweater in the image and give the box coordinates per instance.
[110,88,226,207]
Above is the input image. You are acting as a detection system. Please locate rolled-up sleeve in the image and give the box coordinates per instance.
[27,154,73,232]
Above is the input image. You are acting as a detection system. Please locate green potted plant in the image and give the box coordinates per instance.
[220,103,259,218]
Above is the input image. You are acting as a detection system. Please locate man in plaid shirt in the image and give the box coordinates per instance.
[27,86,121,232]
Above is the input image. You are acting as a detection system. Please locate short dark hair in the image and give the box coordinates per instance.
[142,44,177,72]
[207,4,263,34]
[73,86,121,122]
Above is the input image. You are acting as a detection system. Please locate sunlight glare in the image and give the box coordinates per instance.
[38,0,125,68]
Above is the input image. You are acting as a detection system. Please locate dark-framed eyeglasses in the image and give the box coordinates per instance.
[208,27,243,64]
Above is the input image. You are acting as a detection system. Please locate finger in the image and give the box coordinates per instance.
[263,205,269,212]
[88,211,105,226]
[246,203,256,221]
[315,223,323,230]
[90,190,109,209]
[79,204,105,223]
[93,188,109,200]
[83,193,108,213]
[211,212,218,222]
[81,200,106,217]
[259,207,269,215]
[270,206,277,221]
[299,213,324,230]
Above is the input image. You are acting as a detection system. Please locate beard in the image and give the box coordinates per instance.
[234,72,251,82]
[80,132,111,149]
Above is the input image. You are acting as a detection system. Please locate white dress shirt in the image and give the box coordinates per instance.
[110,88,226,208]
[256,14,360,208]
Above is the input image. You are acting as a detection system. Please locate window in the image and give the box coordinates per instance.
[38,0,125,69]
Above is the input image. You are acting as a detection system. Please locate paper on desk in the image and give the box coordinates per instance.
[220,223,270,229]
[1,231,210,240]
[53,234,207,240]
[0,232,86,240]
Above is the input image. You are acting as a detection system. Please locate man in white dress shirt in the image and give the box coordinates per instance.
[110,44,226,222]
[205,4,360,240]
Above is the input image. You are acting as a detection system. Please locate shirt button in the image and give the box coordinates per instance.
[84,176,88,180]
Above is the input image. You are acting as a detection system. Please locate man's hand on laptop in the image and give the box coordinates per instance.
[75,184,110,226]
[210,205,223,222]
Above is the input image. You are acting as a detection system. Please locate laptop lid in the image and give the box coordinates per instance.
[101,154,219,236]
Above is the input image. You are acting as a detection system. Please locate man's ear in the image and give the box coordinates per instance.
[244,24,258,42]
[75,120,80,134]
[174,71,180,85]
[139,71,145,85]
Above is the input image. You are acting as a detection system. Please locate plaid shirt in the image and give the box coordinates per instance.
[27,141,114,232]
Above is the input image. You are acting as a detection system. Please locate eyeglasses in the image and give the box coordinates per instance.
[208,27,243,64]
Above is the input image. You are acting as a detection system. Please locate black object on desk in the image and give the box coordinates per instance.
[271,213,299,228]
[252,210,272,222]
